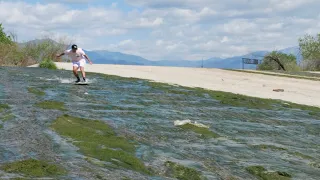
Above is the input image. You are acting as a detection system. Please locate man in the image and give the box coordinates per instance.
[56,44,93,83]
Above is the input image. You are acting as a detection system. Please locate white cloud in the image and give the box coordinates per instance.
[221,36,229,43]
[0,0,320,61]
[89,28,127,36]
[111,2,117,8]
[156,40,164,46]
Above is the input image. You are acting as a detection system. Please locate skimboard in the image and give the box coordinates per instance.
[74,82,89,85]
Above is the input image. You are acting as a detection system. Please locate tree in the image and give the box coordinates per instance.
[298,33,320,70]
[0,23,72,66]
[258,51,299,71]
[0,23,13,44]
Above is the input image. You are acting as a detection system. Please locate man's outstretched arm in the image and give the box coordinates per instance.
[56,52,65,58]
[84,54,93,64]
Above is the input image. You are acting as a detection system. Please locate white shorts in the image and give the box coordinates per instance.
[72,59,86,68]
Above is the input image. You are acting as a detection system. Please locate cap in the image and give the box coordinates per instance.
[71,44,78,49]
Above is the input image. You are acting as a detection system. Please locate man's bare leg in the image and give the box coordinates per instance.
[80,66,86,82]
[73,66,80,82]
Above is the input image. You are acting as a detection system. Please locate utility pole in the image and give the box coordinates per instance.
[201,57,204,68]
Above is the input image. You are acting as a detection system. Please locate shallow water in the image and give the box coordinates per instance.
[0,67,319,180]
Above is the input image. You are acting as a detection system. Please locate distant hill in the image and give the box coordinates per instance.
[203,51,270,69]
[84,50,153,65]
[20,39,302,69]
[85,46,302,69]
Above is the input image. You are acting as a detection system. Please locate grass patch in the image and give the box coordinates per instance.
[27,87,45,96]
[0,104,10,112]
[50,114,151,175]
[34,100,66,111]
[39,58,57,70]
[250,144,287,151]
[179,124,219,139]
[246,166,291,180]
[164,161,203,180]
[0,159,67,178]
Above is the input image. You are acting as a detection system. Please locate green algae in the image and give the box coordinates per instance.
[282,103,320,119]
[309,162,320,169]
[34,100,66,111]
[308,111,320,120]
[289,152,313,160]
[145,79,320,112]
[87,72,142,84]
[250,144,287,151]
[0,104,10,112]
[179,124,219,139]
[146,81,276,109]
[0,159,67,178]
[246,166,291,180]
[205,90,276,109]
[2,113,15,122]
[164,161,203,180]
[86,72,320,114]
[88,104,142,111]
[122,177,131,180]
[50,114,151,175]
[146,81,197,96]
[27,87,45,96]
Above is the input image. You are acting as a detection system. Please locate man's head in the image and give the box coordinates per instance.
[71,44,78,52]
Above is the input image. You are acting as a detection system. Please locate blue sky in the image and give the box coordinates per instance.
[0,0,320,60]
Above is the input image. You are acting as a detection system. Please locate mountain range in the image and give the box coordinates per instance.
[20,39,302,69]
[84,46,302,69]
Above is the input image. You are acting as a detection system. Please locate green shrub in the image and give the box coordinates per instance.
[258,51,299,72]
[39,58,57,70]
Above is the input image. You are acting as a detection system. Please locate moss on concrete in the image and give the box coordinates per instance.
[146,80,320,112]
[250,144,287,151]
[0,104,10,112]
[50,114,151,175]
[0,159,67,178]
[2,113,15,122]
[164,161,203,180]
[180,124,220,139]
[309,162,320,168]
[289,152,313,160]
[86,72,320,114]
[28,87,45,96]
[246,166,291,180]
[34,100,66,111]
